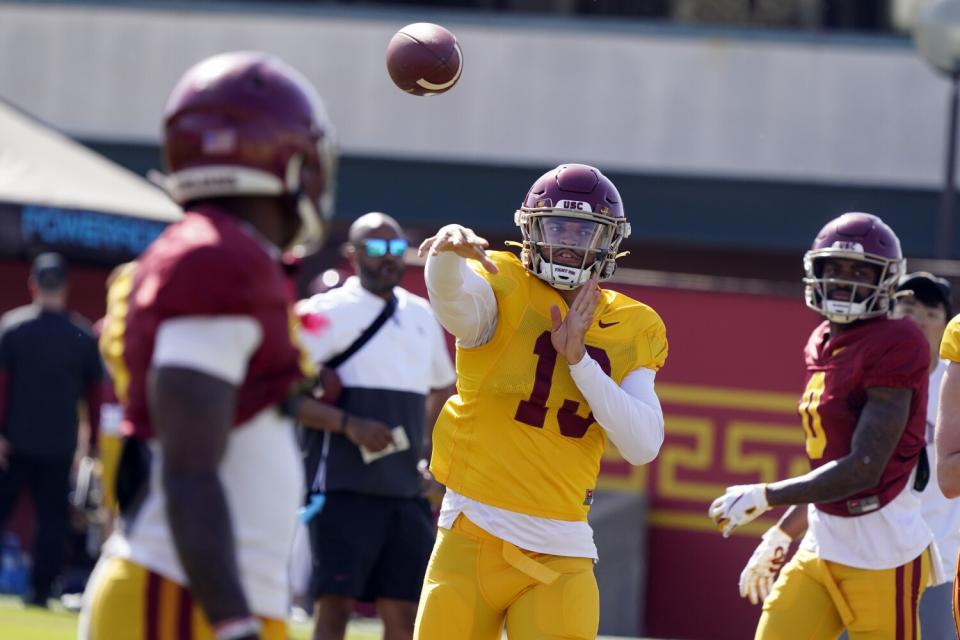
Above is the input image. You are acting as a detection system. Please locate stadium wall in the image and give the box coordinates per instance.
[0,0,950,256]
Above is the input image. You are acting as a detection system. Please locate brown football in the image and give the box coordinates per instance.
[386,23,463,96]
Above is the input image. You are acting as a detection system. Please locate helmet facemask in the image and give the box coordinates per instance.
[803,250,904,323]
[286,133,338,257]
[516,209,629,290]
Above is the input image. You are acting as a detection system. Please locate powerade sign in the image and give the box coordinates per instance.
[20,206,166,258]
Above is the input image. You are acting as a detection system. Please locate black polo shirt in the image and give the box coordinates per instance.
[0,304,103,459]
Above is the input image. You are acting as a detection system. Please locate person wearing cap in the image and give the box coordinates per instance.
[0,252,103,607]
[893,272,957,639]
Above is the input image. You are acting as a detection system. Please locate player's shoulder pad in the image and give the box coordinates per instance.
[600,288,666,335]
[481,250,525,277]
[942,314,960,363]
[469,250,527,293]
[871,317,927,352]
[151,237,273,317]
[946,314,960,338]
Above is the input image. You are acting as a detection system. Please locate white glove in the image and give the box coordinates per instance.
[708,483,770,537]
[739,526,792,605]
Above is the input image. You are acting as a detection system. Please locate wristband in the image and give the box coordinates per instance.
[214,616,261,640]
[339,411,350,434]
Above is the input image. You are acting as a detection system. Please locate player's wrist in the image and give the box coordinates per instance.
[758,483,770,510]
[339,411,350,435]
[567,346,587,365]
[763,525,793,545]
[213,615,261,640]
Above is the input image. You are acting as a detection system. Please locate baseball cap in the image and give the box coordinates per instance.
[30,252,67,290]
[896,271,952,320]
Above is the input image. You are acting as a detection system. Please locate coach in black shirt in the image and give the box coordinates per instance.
[0,253,103,607]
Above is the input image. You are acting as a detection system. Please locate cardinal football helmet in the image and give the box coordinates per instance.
[162,51,337,254]
[514,164,630,289]
[803,212,905,323]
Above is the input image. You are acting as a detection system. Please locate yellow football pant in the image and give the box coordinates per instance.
[414,514,599,640]
[81,556,286,640]
[98,433,122,511]
[953,550,960,636]
[758,547,931,640]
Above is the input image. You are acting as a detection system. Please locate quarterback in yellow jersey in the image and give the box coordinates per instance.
[413,164,668,639]
[936,314,960,635]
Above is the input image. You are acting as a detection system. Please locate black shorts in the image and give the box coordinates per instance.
[308,491,435,602]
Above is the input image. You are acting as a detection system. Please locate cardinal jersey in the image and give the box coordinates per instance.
[801,317,929,517]
[430,251,667,521]
[99,205,314,437]
[91,205,312,620]
[941,314,960,363]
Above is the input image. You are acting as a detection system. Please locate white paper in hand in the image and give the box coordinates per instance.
[360,426,409,464]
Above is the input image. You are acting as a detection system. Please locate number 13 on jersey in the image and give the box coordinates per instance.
[514,330,611,439]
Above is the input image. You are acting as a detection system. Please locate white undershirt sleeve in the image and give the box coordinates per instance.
[424,251,499,348]
[568,356,664,465]
[152,315,263,385]
[429,314,457,389]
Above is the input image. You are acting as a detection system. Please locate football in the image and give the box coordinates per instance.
[385,22,463,96]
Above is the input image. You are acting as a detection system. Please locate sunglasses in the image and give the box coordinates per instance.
[360,238,408,257]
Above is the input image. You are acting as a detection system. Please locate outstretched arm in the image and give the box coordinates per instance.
[766,386,912,505]
[710,387,912,537]
[421,225,499,348]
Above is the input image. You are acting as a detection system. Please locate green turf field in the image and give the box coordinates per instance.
[0,595,381,640]
[0,595,649,639]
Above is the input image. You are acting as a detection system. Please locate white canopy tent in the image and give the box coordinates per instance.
[0,98,180,264]
[0,98,179,221]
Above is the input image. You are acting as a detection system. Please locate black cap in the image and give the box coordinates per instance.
[896,271,952,320]
[30,252,67,290]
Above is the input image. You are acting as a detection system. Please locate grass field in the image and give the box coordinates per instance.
[0,595,650,639]
[0,595,381,640]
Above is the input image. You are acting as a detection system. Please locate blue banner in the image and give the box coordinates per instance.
[20,206,166,256]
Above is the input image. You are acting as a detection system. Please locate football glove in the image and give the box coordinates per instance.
[739,525,792,605]
[708,483,770,537]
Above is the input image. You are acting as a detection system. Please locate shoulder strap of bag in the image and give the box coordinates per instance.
[324,293,397,369]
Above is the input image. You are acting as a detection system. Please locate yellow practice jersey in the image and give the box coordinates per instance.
[431,251,668,521]
[941,314,960,363]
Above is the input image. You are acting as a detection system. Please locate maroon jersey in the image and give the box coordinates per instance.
[104,205,310,438]
[800,317,929,517]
